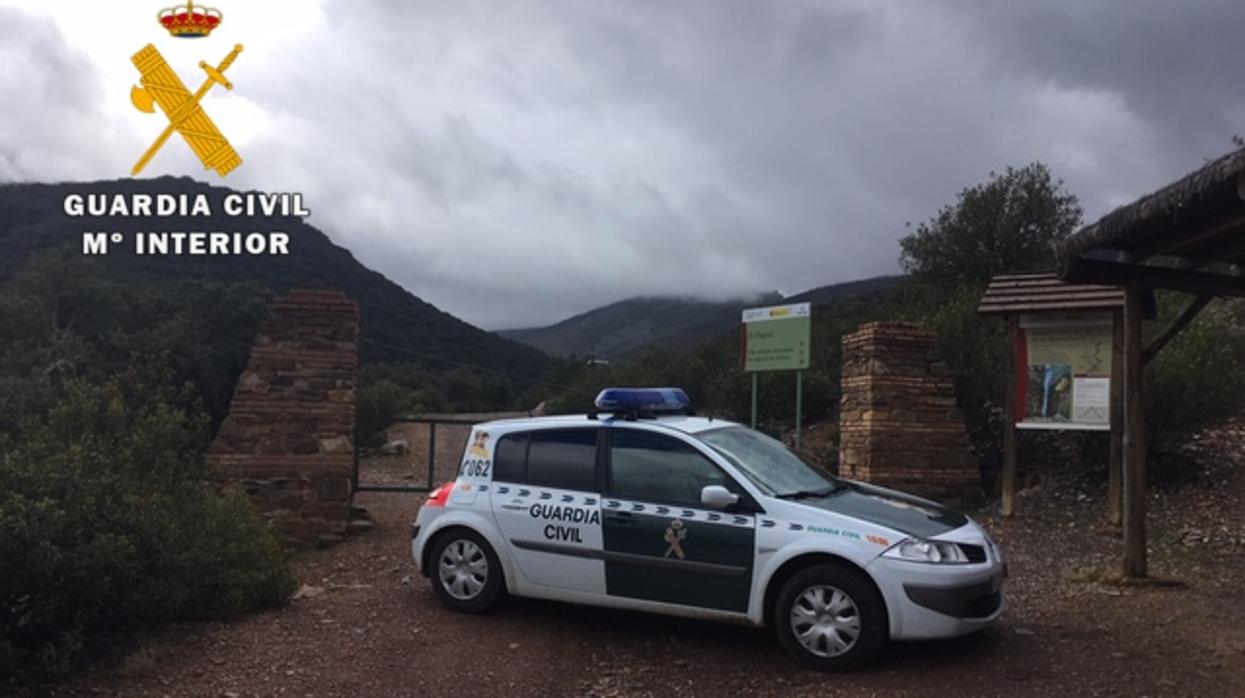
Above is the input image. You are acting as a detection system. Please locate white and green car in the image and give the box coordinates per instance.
[411,388,1004,670]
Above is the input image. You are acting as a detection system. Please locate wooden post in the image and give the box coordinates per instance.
[1108,309,1124,526]
[1002,316,1018,517]
[1122,285,1148,578]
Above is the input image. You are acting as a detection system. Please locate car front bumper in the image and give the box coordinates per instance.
[866,556,1005,640]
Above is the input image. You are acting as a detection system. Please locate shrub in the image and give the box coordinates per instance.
[1145,295,1245,438]
[0,364,295,683]
[356,379,416,448]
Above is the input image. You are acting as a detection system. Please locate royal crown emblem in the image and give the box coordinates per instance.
[158,1,223,38]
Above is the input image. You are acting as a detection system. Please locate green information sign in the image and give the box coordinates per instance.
[741,302,811,372]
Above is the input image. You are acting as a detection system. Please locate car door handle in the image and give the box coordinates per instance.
[604,512,634,525]
[501,500,525,511]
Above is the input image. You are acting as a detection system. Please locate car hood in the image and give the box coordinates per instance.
[794,481,968,539]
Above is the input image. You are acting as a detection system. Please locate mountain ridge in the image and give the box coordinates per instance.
[499,275,904,359]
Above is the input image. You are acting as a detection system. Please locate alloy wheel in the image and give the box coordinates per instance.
[789,584,862,657]
[438,538,488,601]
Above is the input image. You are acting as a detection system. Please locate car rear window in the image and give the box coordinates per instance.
[492,432,528,483]
[525,429,599,492]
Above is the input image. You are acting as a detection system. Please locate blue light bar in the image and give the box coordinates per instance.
[594,387,690,414]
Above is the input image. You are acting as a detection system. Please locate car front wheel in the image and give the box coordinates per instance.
[429,528,504,613]
[773,564,887,670]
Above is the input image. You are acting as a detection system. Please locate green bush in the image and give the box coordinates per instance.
[356,378,417,447]
[1145,295,1245,437]
[0,365,295,683]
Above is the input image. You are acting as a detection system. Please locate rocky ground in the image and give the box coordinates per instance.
[31,420,1245,697]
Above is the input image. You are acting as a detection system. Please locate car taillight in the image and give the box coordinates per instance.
[424,481,455,508]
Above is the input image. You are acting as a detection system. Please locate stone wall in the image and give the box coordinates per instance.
[838,322,980,502]
[207,289,360,545]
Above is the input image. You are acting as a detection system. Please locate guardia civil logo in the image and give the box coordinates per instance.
[129,2,244,178]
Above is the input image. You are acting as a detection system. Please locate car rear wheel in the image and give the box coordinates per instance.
[430,528,503,613]
[773,564,887,670]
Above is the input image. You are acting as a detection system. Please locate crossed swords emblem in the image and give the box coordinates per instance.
[130,43,244,177]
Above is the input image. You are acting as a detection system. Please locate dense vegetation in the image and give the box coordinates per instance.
[0,250,272,433]
[0,256,295,683]
[1145,292,1245,437]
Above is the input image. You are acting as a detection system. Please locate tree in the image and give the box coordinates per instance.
[899,163,1083,286]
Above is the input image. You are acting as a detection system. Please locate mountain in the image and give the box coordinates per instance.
[499,275,903,359]
[500,292,781,360]
[778,275,904,305]
[0,177,547,381]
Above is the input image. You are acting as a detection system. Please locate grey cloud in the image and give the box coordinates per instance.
[0,8,122,181]
[2,2,1243,329]
[945,0,1245,168]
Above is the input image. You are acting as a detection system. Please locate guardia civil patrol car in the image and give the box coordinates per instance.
[411,388,1004,670]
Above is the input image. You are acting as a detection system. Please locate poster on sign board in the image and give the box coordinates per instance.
[1015,313,1113,431]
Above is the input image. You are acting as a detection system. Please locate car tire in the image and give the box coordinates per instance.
[429,528,504,613]
[773,563,887,671]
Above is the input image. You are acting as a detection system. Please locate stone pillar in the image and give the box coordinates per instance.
[838,322,979,502]
[207,289,360,545]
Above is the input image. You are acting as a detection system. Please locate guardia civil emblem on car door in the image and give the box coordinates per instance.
[663,519,687,559]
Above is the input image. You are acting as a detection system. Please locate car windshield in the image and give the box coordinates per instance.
[698,426,838,498]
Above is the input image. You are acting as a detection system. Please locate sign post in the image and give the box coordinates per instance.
[741,302,811,449]
[795,370,803,448]
[750,373,758,429]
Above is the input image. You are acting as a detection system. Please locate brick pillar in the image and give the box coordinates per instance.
[838,322,979,502]
[207,289,360,544]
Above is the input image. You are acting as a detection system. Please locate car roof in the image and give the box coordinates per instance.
[475,413,738,436]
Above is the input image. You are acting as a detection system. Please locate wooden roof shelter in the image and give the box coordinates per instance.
[1056,145,1245,578]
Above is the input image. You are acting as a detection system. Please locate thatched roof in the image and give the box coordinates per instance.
[1057,146,1245,265]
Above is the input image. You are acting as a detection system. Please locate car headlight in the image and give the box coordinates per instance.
[882,538,969,564]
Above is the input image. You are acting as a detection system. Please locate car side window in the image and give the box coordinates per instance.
[608,430,729,506]
[492,432,528,483]
[525,429,599,492]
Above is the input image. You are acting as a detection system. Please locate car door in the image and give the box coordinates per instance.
[601,427,757,613]
[489,427,606,594]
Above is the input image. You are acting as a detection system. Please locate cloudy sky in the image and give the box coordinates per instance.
[1,1,1242,329]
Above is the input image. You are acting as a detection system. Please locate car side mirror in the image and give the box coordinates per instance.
[701,485,739,510]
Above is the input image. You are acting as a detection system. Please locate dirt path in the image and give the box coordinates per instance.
[41,422,1245,697]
